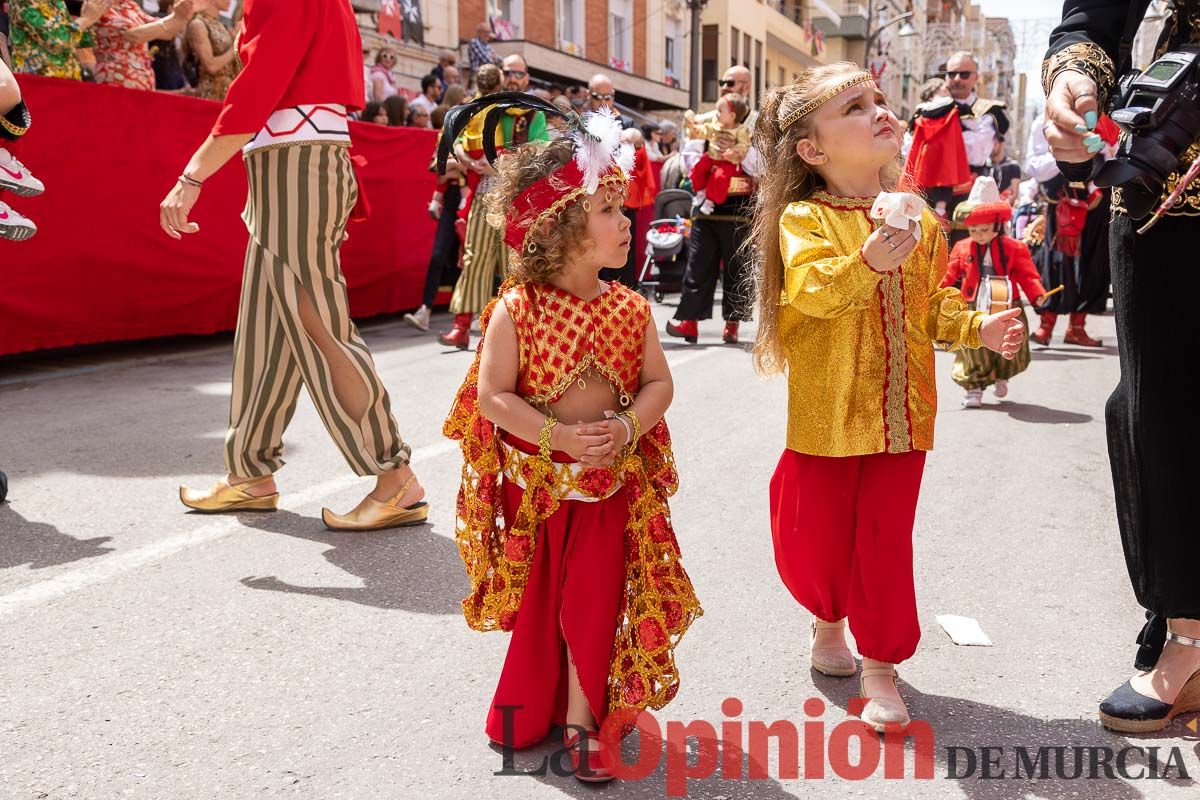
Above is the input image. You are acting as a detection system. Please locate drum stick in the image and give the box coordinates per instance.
[1041,285,1064,300]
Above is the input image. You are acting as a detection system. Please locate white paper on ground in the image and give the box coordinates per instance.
[937,614,993,646]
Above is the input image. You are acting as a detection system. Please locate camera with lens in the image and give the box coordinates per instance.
[1089,46,1200,220]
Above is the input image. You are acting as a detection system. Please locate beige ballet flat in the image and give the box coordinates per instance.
[811,618,857,677]
[859,664,911,732]
[179,475,279,513]
[321,474,428,532]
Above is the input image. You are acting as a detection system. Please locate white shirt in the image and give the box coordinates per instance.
[960,92,998,168]
[410,94,438,116]
[1024,113,1061,183]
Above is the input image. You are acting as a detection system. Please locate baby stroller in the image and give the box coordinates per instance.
[636,188,693,303]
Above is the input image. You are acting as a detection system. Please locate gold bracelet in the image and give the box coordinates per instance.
[1041,42,1116,109]
[538,416,558,460]
[618,409,641,454]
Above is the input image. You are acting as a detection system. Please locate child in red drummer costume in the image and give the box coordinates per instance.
[749,63,1026,730]
[945,176,1053,407]
[439,99,702,783]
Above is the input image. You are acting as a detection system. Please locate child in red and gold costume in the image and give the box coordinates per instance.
[946,177,1053,407]
[438,100,702,784]
[750,63,1026,732]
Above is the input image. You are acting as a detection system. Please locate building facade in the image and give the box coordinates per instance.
[457,0,690,113]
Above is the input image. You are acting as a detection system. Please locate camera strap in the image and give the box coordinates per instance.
[1117,0,1160,76]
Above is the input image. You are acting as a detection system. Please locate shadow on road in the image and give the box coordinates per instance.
[1032,344,1120,362]
[972,401,1094,425]
[0,504,114,570]
[236,509,465,616]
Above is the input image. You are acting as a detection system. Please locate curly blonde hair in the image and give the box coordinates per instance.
[484,138,595,283]
[748,62,902,375]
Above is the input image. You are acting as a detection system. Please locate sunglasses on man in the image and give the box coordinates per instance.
[503,69,528,78]
[718,78,740,88]
[945,70,974,79]
[590,92,614,101]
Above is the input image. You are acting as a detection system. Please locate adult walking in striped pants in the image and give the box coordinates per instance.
[159,0,426,532]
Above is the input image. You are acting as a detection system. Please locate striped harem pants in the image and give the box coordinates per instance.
[224,142,409,478]
[448,181,508,315]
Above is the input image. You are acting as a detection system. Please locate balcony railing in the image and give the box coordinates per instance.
[812,2,868,38]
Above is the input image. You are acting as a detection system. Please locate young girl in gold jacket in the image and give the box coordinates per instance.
[750,63,1025,730]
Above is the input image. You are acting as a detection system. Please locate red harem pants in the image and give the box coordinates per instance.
[769,448,927,664]
[485,477,629,749]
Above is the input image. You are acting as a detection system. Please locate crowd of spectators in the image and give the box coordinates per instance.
[0,0,241,100]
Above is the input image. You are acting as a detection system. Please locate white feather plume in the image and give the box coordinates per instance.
[614,142,636,176]
[572,108,626,194]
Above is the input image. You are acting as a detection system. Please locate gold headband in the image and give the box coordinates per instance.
[780,72,873,131]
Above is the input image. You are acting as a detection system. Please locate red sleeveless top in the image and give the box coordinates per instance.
[502,281,651,406]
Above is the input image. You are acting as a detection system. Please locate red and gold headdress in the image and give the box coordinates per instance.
[436,93,634,254]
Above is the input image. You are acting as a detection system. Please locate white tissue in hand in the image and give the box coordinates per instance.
[871,191,925,241]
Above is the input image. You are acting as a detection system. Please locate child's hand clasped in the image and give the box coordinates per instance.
[979,307,1026,360]
[862,222,919,272]
[552,422,620,466]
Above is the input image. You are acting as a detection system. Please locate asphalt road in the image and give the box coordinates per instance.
[2,301,1196,800]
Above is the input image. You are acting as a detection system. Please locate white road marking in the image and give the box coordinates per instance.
[0,440,458,618]
[0,347,723,617]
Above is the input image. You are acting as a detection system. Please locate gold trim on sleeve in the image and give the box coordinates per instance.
[1041,42,1117,107]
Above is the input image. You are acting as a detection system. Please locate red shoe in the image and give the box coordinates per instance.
[563,728,614,783]
[438,313,472,350]
[722,321,740,345]
[666,318,698,343]
[1031,312,1057,346]
[1064,325,1102,347]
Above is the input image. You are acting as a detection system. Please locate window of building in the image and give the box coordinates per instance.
[754,38,762,101]
[608,0,633,71]
[779,65,785,86]
[559,0,584,53]
[743,32,752,68]
[730,26,739,65]
[665,16,682,85]
[491,0,523,39]
[702,24,719,102]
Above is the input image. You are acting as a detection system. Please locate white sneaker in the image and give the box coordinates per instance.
[962,388,983,408]
[403,305,431,331]
[0,201,37,240]
[0,148,45,197]
[699,199,715,215]
[993,379,1008,398]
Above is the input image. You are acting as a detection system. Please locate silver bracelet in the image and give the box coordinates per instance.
[612,412,633,447]
[178,174,203,188]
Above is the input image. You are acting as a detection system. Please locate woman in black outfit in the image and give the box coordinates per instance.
[1043,0,1200,733]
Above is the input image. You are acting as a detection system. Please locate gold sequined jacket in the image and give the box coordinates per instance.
[779,192,984,457]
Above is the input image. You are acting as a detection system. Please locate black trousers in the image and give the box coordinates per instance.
[421,183,463,308]
[673,215,751,322]
[1107,212,1200,621]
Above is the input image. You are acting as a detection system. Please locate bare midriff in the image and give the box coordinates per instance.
[539,366,629,424]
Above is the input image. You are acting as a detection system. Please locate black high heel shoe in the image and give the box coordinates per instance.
[1099,631,1200,733]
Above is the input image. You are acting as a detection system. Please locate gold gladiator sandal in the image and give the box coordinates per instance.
[1099,631,1200,733]
[859,664,911,732]
[810,618,857,677]
[321,473,429,532]
[179,475,279,513]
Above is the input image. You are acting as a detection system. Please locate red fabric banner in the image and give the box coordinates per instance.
[0,76,438,356]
